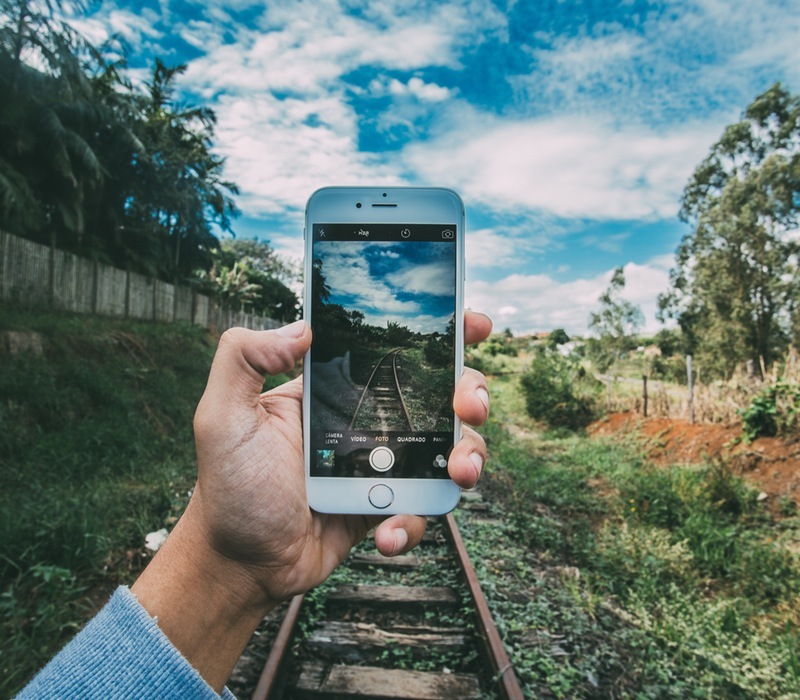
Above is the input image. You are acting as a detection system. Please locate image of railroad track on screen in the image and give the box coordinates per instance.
[310,239,456,433]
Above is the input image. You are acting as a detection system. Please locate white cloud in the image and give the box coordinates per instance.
[515,0,800,123]
[169,0,504,216]
[213,93,401,216]
[67,7,163,50]
[370,76,456,103]
[404,107,720,220]
[386,260,455,297]
[465,225,553,270]
[466,258,673,336]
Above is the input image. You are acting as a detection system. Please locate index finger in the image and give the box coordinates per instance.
[465,310,492,346]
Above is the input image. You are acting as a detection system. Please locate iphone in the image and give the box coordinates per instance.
[303,187,465,515]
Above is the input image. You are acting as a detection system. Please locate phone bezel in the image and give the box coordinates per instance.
[302,186,465,515]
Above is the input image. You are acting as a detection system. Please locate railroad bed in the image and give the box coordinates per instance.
[227,492,523,700]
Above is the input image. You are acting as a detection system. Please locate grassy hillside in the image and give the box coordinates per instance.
[1,307,269,695]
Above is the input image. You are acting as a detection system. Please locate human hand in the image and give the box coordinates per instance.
[191,310,491,600]
[131,310,491,690]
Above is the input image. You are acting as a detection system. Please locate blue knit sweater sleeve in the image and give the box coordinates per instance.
[16,586,237,700]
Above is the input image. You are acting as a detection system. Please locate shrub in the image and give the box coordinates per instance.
[520,349,601,430]
[739,380,800,443]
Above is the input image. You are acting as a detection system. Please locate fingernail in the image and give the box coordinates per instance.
[276,320,306,338]
[469,451,484,481]
[477,387,490,413]
[392,528,409,555]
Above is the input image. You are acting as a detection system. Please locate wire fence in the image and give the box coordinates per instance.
[602,349,800,426]
[0,231,280,333]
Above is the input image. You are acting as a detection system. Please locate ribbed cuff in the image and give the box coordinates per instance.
[17,586,237,699]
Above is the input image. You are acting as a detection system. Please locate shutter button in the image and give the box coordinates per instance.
[368,446,395,472]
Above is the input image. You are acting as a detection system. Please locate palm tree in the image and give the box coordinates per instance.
[0,0,104,250]
[0,1,240,282]
[130,59,239,282]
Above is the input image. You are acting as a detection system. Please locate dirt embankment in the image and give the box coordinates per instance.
[589,412,800,504]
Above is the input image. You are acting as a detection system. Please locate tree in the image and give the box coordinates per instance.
[127,59,239,281]
[195,260,261,309]
[548,328,570,348]
[0,2,240,282]
[0,0,105,248]
[658,83,800,377]
[588,267,644,372]
[520,348,600,430]
[199,239,299,321]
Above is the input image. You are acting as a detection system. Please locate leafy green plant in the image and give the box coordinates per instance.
[739,380,800,443]
[740,387,779,442]
[520,349,601,430]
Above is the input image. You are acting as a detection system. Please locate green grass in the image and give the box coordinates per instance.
[470,373,800,698]
[0,306,291,696]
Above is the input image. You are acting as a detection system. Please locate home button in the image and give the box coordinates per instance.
[368,484,394,509]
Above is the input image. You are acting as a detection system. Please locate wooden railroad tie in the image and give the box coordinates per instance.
[295,662,482,700]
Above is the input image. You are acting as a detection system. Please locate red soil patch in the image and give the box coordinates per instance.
[589,412,800,504]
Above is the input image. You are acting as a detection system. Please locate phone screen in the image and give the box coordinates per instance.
[308,222,457,480]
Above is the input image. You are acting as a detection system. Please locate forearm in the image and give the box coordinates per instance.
[131,496,276,693]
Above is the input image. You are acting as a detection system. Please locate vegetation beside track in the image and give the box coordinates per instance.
[5,306,799,699]
[470,371,800,698]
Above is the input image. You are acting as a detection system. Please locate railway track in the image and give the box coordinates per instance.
[228,493,524,700]
[349,349,414,432]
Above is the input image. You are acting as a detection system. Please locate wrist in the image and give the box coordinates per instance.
[131,497,275,692]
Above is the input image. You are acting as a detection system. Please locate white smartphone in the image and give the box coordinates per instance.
[303,187,465,515]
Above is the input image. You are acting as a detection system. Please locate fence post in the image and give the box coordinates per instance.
[642,374,648,418]
[124,265,131,319]
[687,354,694,424]
[49,232,56,305]
[91,259,99,314]
[0,230,6,301]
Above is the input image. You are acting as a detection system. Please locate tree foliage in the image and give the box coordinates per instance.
[0,0,239,282]
[587,266,644,372]
[520,348,601,430]
[658,83,800,377]
[196,239,300,321]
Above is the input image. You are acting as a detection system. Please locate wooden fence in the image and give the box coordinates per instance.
[0,231,279,332]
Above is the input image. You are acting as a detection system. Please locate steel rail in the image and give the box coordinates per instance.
[247,513,524,699]
[443,513,525,700]
[250,594,304,700]
[390,349,415,431]
[348,348,411,431]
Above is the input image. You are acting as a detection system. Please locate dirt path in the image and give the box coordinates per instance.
[589,412,800,504]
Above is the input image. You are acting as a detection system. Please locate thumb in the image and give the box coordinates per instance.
[198,321,311,418]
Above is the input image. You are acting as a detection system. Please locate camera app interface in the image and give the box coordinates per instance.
[309,223,456,479]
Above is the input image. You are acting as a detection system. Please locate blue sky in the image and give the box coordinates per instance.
[72,0,800,335]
